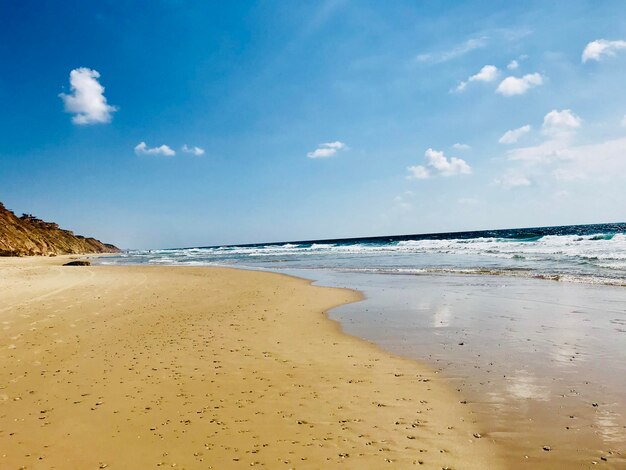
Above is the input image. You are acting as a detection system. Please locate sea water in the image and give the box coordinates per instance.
[103,223,626,286]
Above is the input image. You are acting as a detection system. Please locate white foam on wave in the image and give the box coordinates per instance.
[104,231,626,286]
[131,233,626,262]
[335,266,626,286]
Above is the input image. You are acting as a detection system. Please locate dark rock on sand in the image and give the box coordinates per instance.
[63,260,91,266]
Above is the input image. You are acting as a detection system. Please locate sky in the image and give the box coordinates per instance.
[1,1,625,249]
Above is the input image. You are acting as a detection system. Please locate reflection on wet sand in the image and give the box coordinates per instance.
[504,370,550,401]
[320,272,626,468]
[433,304,452,328]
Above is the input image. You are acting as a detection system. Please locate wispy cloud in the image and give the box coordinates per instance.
[494,173,532,189]
[182,144,205,156]
[496,73,543,96]
[559,138,626,178]
[59,68,117,125]
[507,60,519,70]
[582,39,626,63]
[507,137,626,181]
[499,110,626,187]
[455,65,499,92]
[506,138,571,164]
[452,143,471,150]
[407,165,430,179]
[499,125,531,144]
[552,168,586,181]
[415,37,487,64]
[301,0,348,37]
[504,109,582,164]
[495,110,582,188]
[408,148,472,180]
[135,142,176,157]
[307,141,348,159]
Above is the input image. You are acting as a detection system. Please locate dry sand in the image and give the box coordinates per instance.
[0,257,504,469]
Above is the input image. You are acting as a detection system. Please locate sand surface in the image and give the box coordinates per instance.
[319,271,626,469]
[0,257,503,469]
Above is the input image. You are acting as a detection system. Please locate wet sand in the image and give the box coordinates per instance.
[320,271,626,469]
[0,257,503,469]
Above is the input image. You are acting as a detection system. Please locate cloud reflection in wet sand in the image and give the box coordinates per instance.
[324,272,626,466]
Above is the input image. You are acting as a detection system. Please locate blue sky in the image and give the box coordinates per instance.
[1,1,625,249]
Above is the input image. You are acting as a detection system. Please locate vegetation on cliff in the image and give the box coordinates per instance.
[0,202,120,256]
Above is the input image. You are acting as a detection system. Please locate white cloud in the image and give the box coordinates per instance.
[508,137,626,177]
[416,37,487,64]
[503,110,581,163]
[542,109,582,137]
[307,141,347,159]
[560,138,626,176]
[507,60,519,70]
[499,125,531,144]
[134,142,176,157]
[496,73,543,96]
[469,65,499,82]
[452,143,471,150]
[425,148,472,176]
[494,174,532,189]
[500,112,626,186]
[582,39,626,63]
[553,168,586,181]
[406,148,471,179]
[182,144,205,156]
[59,68,117,125]
[506,138,570,164]
[407,165,430,179]
[455,65,499,92]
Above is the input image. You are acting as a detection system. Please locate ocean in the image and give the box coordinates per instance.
[102,222,626,286]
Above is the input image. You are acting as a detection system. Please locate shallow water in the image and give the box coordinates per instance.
[296,270,626,468]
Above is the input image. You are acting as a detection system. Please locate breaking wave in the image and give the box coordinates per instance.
[99,223,626,286]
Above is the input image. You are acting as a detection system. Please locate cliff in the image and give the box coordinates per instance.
[0,202,120,256]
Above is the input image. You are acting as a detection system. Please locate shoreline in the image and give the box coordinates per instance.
[0,258,504,468]
[321,269,626,468]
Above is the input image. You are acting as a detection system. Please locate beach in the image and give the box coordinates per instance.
[323,270,626,468]
[0,257,503,469]
[4,2,624,468]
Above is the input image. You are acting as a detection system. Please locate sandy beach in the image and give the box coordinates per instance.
[322,270,626,468]
[3,1,624,468]
[0,257,503,469]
